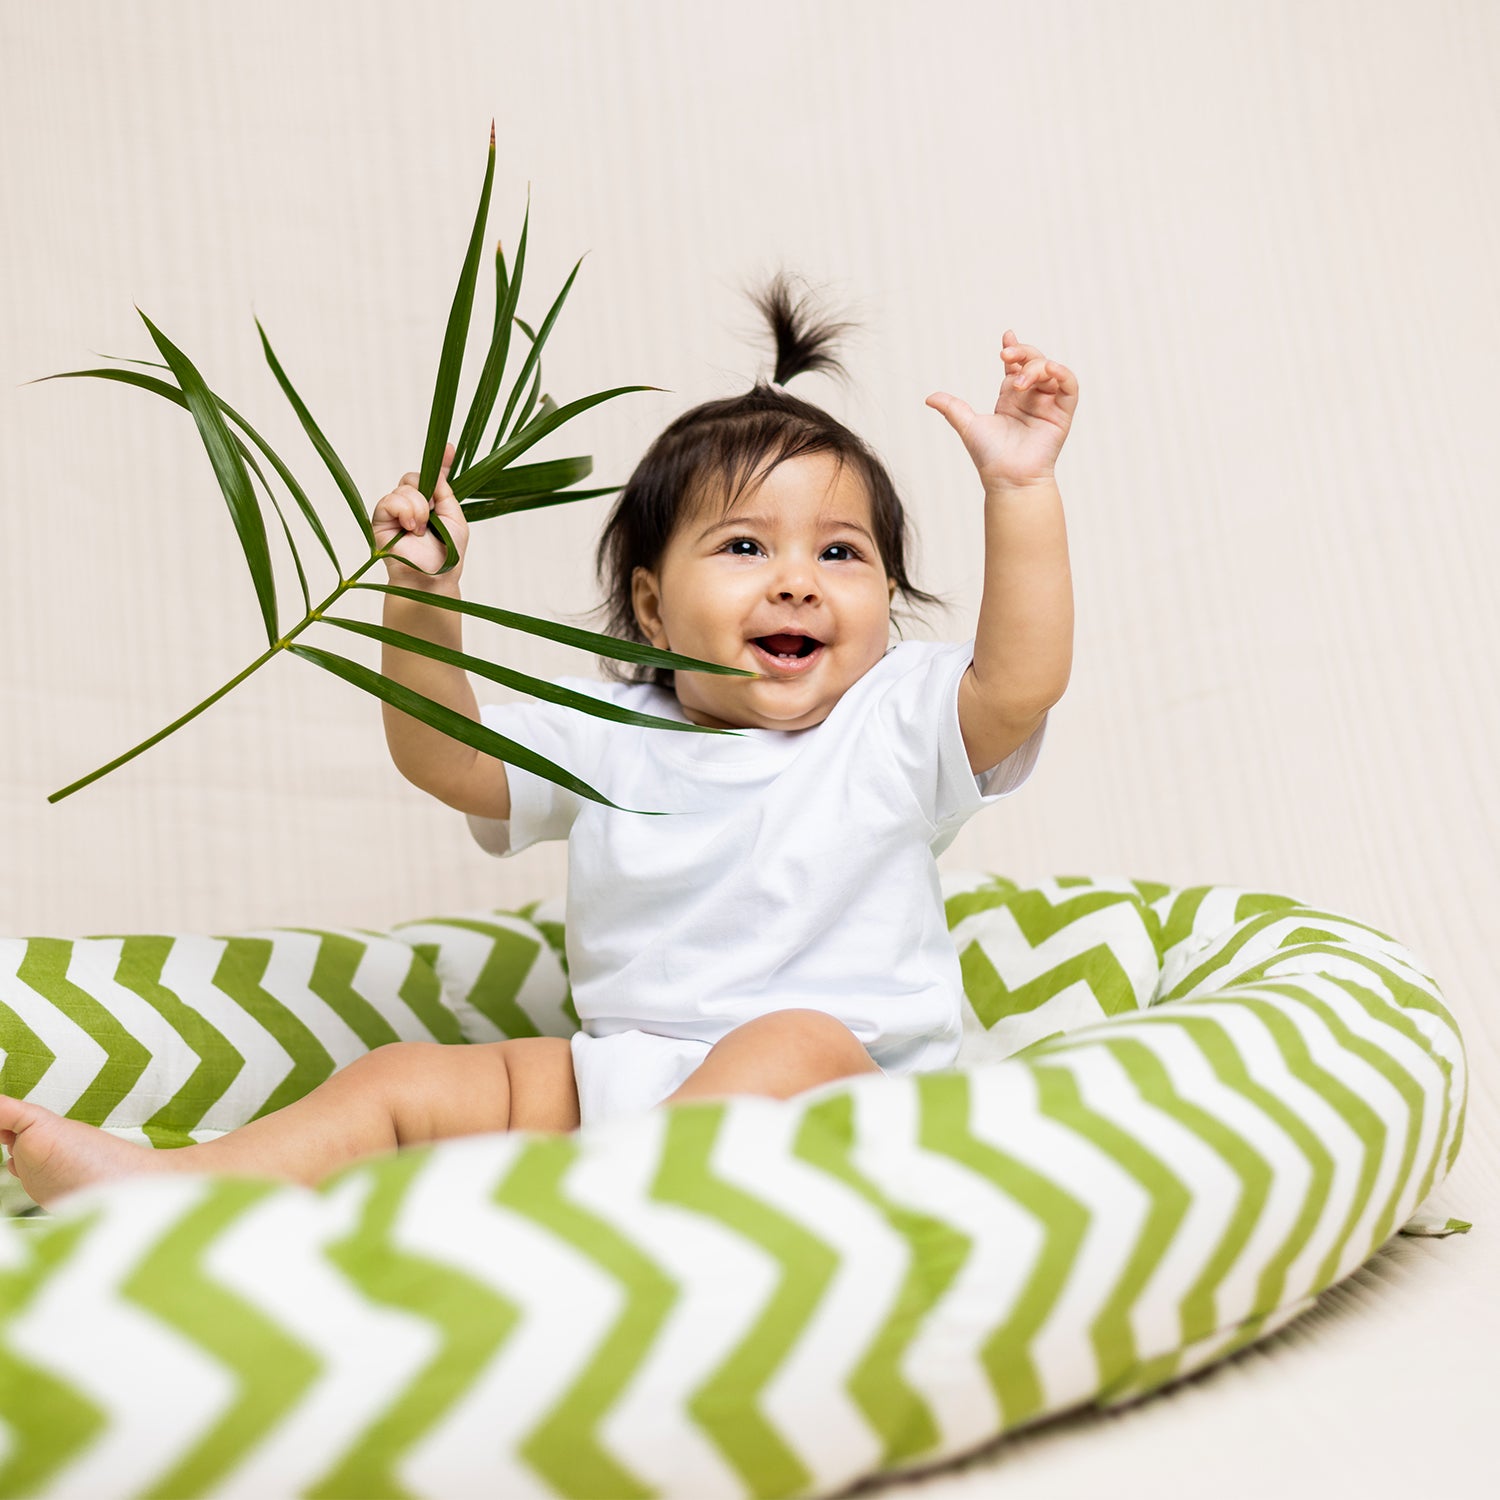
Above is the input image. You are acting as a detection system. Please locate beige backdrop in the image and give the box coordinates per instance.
[3,1,1496,1492]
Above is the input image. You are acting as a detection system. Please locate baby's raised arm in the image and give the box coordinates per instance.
[370,442,510,821]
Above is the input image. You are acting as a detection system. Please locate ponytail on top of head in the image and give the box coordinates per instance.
[573,269,952,690]
[749,267,859,392]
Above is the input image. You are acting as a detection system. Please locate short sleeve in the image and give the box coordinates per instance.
[465,676,604,858]
[872,637,1048,845]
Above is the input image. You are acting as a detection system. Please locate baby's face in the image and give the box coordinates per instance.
[631,451,896,731]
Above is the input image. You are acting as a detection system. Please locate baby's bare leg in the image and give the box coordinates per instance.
[177,1037,579,1184]
[662,1009,881,1108]
[178,1044,409,1182]
[0,1038,579,1209]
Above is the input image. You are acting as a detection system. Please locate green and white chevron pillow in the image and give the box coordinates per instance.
[0,874,1468,1497]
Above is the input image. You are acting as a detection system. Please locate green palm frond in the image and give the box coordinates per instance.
[37,123,750,808]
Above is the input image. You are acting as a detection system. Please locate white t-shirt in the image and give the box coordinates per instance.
[466,636,1047,1075]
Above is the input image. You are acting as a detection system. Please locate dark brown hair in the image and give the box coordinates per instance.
[571,269,952,691]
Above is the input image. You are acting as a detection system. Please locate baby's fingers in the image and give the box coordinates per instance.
[383,483,428,534]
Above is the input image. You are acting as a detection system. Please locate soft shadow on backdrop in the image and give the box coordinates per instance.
[2,5,1496,1490]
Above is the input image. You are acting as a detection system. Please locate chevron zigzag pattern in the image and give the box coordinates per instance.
[0,874,1467,1498]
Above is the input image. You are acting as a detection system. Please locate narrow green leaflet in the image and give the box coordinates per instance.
[135,308,279,645]
[287,643,676,817]
[459,487,621,523]
[503,316,545,443]
[454,211,526,472]
[453,383,668,500]
[317,615,745,736]
[498,319,562,451]
[453,453,619,521]
[419,121,497,502]
[508,364,544,444]
[512,391,560,446]
[255,319,374,552]
[493,258,580,443]
[352,582,761,678]
[474,456,592,496]
[243,436,311,616]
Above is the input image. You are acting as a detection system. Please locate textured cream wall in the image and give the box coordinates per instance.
[2,0,1496,1236]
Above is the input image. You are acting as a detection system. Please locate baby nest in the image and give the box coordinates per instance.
[0,872,1467,1499]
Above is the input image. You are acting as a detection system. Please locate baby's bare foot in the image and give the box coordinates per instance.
[0,1093,179,1210]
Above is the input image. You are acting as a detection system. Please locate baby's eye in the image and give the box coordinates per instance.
[720,537,863,561]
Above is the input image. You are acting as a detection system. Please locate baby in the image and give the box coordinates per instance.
[0,276,1077,1209]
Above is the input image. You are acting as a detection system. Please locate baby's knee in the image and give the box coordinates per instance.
[354,1040,510,1133]
[353,1040,443,1080]
[737,1008,876,1079]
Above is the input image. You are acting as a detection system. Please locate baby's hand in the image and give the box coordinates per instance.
[926,330,1079,491]
[371,441,470,587]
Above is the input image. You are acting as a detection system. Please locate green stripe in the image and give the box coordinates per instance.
[1268,982,1429,1272]
[1156,1012,1328,1319]
[650,1104,831,1499]
[404,918,546,1040]
[106,937,241,1148]
[125,1179,323,1498]
[1226,996,1374,1309]
[0,1211,108,1495]
[311,1148,523,1498]
[1332,967,1459,1207]
[512,905,583,1030]
[794,1092,965,1465]
[15,940,150,1125]
[0,996,55,1100]
[1157,885,1216,960]
[1110,1034,1272,1337]
[391,945,466,1043]
[1232,892,1306,923]
[951,885,1162,1030]
[1087,1029,1272,1399]
[207,938,335,1117]
[1157,905,1318,1003]
[498,1136,674,1500]
[1274,961,1449,1237]
[941,875,1020,927]
[959,936,1143,1032]
[1262,944,1464,1189]
[1159,909,1280,1003]
[918,1070,1089,1427]
[1031,1059,1191,1389]
[266,929,411,1051]
[1161,907,1401,1007]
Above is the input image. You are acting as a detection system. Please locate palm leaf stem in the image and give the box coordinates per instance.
[45,550,391,804]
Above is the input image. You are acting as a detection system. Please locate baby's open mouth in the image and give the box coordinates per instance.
[750,634,825,673]
[753,633,821,659]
